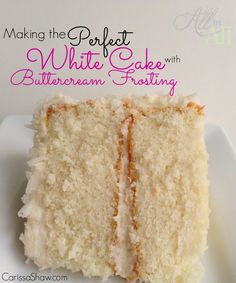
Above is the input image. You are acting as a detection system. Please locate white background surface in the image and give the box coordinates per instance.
[0,0,236,151]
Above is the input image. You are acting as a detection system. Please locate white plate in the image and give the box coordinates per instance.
[0,116,235,283]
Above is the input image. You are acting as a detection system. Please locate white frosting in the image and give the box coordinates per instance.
[112,118,134,278]
[18,159,50,268]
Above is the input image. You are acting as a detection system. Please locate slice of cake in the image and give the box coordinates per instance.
[18,95,209,283]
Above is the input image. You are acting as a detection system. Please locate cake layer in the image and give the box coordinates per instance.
[131,106,209,282]
[19,97,123,279]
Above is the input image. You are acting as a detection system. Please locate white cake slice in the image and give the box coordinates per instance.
[18,95,209,283]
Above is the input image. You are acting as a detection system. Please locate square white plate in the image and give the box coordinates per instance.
[0,116,235,283]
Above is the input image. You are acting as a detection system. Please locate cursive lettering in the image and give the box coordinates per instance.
[67,26,133,57]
